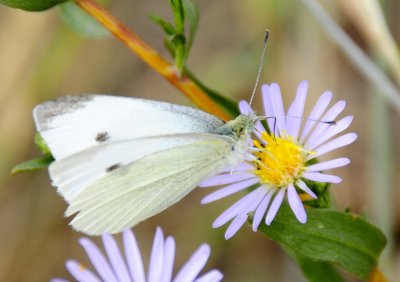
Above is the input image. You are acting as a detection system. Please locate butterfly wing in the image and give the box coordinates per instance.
[63,135,232,235]
[33,95,237,235]
[33,95,225,160]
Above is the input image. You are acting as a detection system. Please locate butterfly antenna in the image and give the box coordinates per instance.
[248,30,270,113]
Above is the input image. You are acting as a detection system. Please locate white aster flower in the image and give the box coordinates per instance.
[52,227,223,282]
[199,80,357,239]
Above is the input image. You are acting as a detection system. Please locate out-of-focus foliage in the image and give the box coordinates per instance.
[151,0,199,75]
[58,1,110,38]
[0,0,67,11]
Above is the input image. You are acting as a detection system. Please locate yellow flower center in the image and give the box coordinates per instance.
[251,131,309,188]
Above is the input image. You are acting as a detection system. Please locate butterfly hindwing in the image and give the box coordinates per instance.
[64,136,232,235]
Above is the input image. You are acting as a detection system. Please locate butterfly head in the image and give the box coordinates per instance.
[215,113,257,140]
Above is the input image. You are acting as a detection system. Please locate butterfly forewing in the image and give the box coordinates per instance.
[34,95,225,160]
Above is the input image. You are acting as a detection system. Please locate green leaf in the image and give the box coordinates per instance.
[58,1,110,38]
[11,155,54,174]
[0,0,67,11]
[181,0,198,55]
[170,0,184,33]
[257,204,386,280]
[149,15,176,36]
[34,133,51,155]
[293,254,345,282]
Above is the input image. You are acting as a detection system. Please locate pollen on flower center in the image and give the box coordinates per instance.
[251,132,309,188]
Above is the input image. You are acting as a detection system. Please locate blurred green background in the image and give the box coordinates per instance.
[0,0,399,281]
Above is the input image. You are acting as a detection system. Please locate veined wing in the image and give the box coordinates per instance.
[33,95,225,160]
[64,136,233,235]
[49,134,229,202]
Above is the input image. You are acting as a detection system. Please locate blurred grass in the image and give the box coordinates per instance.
[0,0,399,281]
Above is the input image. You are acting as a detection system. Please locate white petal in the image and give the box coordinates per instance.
[296,179,317,199]
[265,189,285,225]
[306,158,350,172]
[286,80,308,139]
[201,178,259,204]
[173,244,210,282]
[303,172,342,183]
[300,91,332,143]
[312,133,357,158]
[123,229,146,282]
[102,233,131,282]
[287,184,307,223]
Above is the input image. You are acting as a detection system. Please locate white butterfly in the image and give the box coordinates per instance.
[34,95,256,235]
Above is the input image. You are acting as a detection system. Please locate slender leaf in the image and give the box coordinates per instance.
[11,155,54,174]
[182,0,199,54]
[0,0,67,11]
[257,204,386,280]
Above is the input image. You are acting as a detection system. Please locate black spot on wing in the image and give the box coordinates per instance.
[95,132,110,143]
[106,163,121,173]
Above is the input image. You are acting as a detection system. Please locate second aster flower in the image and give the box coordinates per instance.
[199,80,357,239]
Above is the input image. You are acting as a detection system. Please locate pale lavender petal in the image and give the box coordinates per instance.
[306,115,353,150]
[148,227,164,282]
[262,84,276,131]
[252,189,274,231]
[265,189,285,225]
[300,91,332,143]
[286,80,308,139]
[201,178,259,204]
[306,158,350,172]
[212,188,262,228]
[270,83,286,135]
[287,184,307,223]
[312,133,358,158]
[79,238,117,282]
[220,162,253,173]
[65,260,101,282]
[239,100,267,134]
[224,188,267,237]
[225,214,248,239]
[173,244,210,282]
[161,237,175,282]
[296,179,317,199]
[198,172,255,187]
[305,100,346,146]
[123,229,146,282]
[303,172,342,183]
[51,279,70,282]
[194,270,223,282]
[102,233,131,282]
